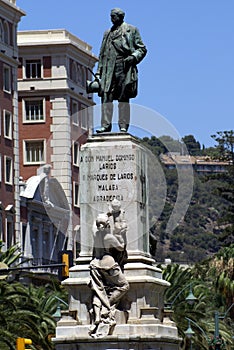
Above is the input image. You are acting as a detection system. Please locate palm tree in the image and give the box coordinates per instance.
[0,241,22,267]
[160,262,233,349]
[0,242,68,350]
[210,245,234,315]
[0,279,68,349]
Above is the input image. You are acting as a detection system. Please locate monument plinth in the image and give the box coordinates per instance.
[79,133,150,261]
[53,134,180,350]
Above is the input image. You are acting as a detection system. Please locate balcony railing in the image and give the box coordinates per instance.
[21,257,59,274]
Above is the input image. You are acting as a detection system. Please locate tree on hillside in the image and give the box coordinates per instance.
[211,130,234,163]
[182,135,201,155]
[159,135,182,153]
[141,136,167,155]
[210,131,234,247]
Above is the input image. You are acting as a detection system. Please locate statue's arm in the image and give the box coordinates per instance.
[130,27,147,64]
[104,233,125,252]
[96,31,109,77]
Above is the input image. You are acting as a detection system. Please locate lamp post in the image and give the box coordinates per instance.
[185,284,198,305]
[165,282,197,308]
[184,303,234,350]
[184,317,210,350]
[184,319,195,350]
[214,303,234,338]
[185,317,227,350]
[52,296,69,321]
[185,317,209,342]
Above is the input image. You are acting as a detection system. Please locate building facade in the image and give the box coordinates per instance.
[0,0,24,250]
[17,29,97,257]
[160,153,230,174]
[20,164,70,276]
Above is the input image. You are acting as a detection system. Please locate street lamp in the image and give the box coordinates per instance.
[184,303,234,350]
[184,317,210,350]
[165,282,197,308]
[214,303,234,338]
[185,284,198,305]
[185,317,209,342]
[184,319,195,350]
[184,319,195,339]
[52,296,69,321]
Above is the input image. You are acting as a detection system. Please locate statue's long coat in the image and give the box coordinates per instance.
[97,22,147,99]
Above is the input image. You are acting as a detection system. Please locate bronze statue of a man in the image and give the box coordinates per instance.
[95,8,147,133]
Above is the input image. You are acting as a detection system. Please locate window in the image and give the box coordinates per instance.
[81,106,88,130]
[6,217,14,249]
[25,59,41,79]
[5,156,13,184]
[21,224,27,253]
[73,182,79,207]
[42,230,50,261]
[32,228,39,259]
[4,110,12,139]
[24,140,45,164]
[72,100,79,125]
[23,99,45,122]
[81,66,86,86]
[3,21,9,45]
[71,62,78,82]
[77,65,82,85]
[73,142,79,166]
[3,65,11,93]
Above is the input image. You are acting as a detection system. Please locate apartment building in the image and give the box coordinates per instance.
[17,29,98,254]
[0,0,24,249]
[160,153,230,174]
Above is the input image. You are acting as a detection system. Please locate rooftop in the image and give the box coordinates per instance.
[160,153,230,166]
[17,29,97,58]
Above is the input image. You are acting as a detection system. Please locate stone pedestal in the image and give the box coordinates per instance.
[78,133,151,262]
[53,134,180,350]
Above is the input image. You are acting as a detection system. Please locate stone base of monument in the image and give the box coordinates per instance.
[52,134,180,349]
[53,260,180,350]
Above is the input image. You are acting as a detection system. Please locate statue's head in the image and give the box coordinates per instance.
[110,199,121,212]
[110,8,125,25]
[42,164,52,175]
[96,213,110,231]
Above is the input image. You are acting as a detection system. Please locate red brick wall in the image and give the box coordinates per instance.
[18,57,23,79]
[0,59,14,211]
[43,56,51,78]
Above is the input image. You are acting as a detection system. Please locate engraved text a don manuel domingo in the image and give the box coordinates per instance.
[80,153,136,202]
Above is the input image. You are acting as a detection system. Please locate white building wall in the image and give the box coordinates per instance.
[50,97,72,199]
[50,96,73,249]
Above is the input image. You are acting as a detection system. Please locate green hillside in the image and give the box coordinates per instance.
[143,131,234,263]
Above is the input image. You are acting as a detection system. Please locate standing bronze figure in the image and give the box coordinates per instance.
[95,8,147,133]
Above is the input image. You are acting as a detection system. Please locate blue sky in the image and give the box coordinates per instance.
[17,0,234,147]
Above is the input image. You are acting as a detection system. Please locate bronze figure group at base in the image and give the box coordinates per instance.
[88,200,129,338]
[86,8,147,134]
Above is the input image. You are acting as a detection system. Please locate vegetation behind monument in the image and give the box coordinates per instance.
[143,130,234,263]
